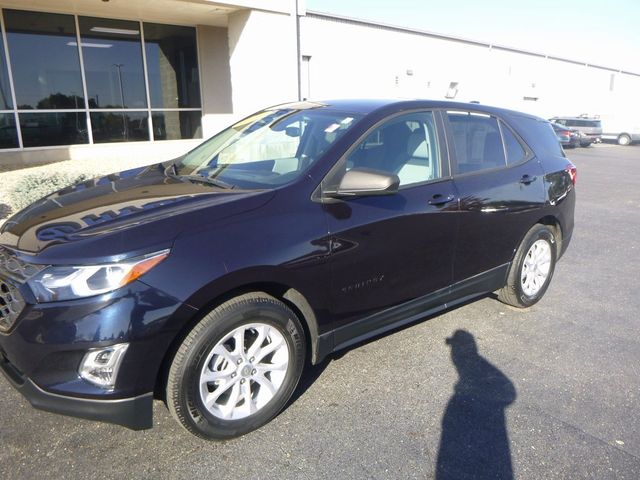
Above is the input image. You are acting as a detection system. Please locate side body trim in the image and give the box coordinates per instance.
[325,263,510,357]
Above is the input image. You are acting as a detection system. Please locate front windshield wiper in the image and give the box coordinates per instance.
[164,163,234,189]
[177,174,235,190]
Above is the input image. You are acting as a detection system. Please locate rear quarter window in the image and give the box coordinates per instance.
[511,116,564,158]
[500,121,527,165]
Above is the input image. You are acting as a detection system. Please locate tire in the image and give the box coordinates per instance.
[498,224,557,308]
[618,134,631,146]
[166,292,306,440]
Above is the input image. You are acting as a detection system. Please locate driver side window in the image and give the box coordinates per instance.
[346,111,441,187]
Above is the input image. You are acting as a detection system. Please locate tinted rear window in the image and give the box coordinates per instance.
[517,117,564,157]
[447,112,506,174]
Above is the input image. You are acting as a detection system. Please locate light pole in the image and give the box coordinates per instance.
[113,63,127,139]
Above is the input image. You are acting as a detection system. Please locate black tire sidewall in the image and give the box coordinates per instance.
[175,297,305,439]
[512,226,557,307]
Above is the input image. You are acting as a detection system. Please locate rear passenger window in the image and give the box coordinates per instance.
[447,112,506,174]
[500,121,527,164]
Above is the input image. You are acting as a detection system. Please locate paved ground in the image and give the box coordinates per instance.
[1,145,639,479]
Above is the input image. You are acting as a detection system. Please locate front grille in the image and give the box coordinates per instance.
[0,246,43,283]
[0,246,41,333]
[0,279,25,333]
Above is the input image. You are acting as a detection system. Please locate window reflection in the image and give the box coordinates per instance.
[0,113,18,148]
[152,111,202,140]
[91,111,149,143]
[4,10,84,110]
[19,112,88,147]
[0,35,12,109]
[144,23,201,109]
[79,17,147,109]
[0,10,203,150]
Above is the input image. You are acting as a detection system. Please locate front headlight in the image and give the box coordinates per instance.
[28,249,169,302]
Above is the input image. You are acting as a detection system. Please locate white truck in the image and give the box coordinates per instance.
[599,115,640,145]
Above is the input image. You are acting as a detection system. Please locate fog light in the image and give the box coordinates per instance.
[79,343,129,389]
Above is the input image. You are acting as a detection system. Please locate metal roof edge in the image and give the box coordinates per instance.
[304,10,640,77]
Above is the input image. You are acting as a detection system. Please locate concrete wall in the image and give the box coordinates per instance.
[197,25,235,137]
[227,9,299,118]
[300,14,640,120]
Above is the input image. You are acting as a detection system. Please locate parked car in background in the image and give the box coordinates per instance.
[576,130,593,147]
[0,100,576,440]
[550,116,602,143]
[551,122,580,148]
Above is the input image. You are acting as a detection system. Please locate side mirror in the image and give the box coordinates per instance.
[324,168,400,198]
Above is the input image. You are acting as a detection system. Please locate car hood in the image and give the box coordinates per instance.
[0,163,275,262]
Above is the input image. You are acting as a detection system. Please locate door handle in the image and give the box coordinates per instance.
[428,193,456,206]
[519,174,537,185]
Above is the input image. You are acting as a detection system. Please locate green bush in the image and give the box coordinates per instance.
[9,172,92,212]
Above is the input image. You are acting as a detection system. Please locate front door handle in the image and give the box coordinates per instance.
[428,193,456,206]
[519,174,537,185]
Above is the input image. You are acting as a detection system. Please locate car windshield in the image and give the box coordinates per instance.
[175,105,361,189]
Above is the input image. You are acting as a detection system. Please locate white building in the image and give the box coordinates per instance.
[0,0,637,169]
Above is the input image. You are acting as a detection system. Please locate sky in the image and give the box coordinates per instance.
[304,0,640,73]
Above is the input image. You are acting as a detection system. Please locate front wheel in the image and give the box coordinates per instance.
[166,292,306,440]
[498,224,557,308]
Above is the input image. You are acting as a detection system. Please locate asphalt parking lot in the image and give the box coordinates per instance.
[1,144,639,479]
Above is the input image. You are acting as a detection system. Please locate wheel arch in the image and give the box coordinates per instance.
[536,215,563,259]
[154,279,325,401]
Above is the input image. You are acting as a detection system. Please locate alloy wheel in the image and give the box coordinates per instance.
[520,239,552,297]
[199,323,289,420]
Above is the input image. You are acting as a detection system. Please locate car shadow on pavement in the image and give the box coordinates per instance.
[436,330,516,480]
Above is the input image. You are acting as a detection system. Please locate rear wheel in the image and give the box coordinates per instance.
[498,224,557,308]
[618,134,632,146]
[166,292,306,439]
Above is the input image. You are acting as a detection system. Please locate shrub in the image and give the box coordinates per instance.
[9,172,92,212]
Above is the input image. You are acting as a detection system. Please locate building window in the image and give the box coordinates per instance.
[79,17,147,109]
[0,32,13,110]
[4,10,85,110]
[144,23,201,109]
[152,110,201,140]
[0,113,17,148]
[0,8,202,151]
[90,111,149,143]
[19,112,88,147]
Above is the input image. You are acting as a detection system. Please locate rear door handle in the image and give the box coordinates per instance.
[519,174,537,185]
[428,193,456,206]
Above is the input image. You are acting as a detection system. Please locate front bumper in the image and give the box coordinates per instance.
[0,279,197,430]
[0,349,153,429]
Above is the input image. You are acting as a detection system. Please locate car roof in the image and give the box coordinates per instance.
[272,99,544,121]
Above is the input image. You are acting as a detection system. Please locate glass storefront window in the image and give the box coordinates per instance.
[79,17,147,109]
[0,35,12,109]
[4,10,84,110]
[19,112,88,147]
[144,23,201,109]
[90,111,149,143]
[0,10,202,151]
[152,111,202,140]
[0,113,18,148]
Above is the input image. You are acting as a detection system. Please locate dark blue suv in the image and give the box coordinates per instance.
[0,100,575,439]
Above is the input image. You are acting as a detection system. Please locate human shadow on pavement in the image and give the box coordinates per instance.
[436,330,516,480]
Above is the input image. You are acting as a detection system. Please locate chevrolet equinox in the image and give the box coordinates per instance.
[0,100,576,439]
